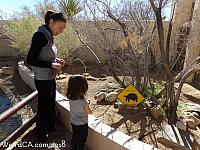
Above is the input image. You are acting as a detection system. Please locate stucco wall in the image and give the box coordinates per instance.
[172,0,194,27]
[184,0,200,81]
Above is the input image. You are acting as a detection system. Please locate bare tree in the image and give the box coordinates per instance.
[34,0,57,19]
[76,0,159,92]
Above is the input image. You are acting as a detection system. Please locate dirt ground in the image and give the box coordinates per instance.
[56,74,190,150]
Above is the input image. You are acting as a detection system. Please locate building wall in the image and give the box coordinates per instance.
[184,0,200,81]
[171,0,194,61]
[172,0,200,81]
[172,0,194,27]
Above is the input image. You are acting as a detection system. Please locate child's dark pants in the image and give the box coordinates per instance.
[71,123,88,150]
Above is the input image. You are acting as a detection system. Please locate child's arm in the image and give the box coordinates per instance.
[84,100,92,114]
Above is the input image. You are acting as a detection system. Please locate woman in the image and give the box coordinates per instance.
[26,10,66,142]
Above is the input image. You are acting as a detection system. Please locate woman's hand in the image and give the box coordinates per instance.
[56,58,65,67]
[52,62,62,70]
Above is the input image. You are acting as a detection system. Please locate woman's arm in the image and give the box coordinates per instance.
[26,32,52,68]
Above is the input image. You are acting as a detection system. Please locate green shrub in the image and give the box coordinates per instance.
[144,82,162,99]
[55,24,80,63]
[4,17,80,64]
[4,17,41,54]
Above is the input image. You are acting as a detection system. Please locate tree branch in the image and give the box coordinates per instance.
[149,0,158,13]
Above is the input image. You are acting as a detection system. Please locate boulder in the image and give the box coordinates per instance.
[184,115,200,130]
[185,103,200,116]
[175,83,200,101]
[99,74,106,78]
[176,120,187,131]
[86,76,98,81]
[2,67,14,75]
[150,105,161,119]
[82,72,90,77]
[105,92,118,103]
[114,88,124,94]
[99,78,107,81]
[95,92,107,102]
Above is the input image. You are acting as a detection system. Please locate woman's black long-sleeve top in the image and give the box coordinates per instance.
[26,25,52,68]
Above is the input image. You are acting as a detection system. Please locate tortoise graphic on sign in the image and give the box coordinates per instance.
[117,84,144,106]
[124,93,138,102]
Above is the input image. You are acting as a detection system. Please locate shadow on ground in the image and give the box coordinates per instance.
[12,122,71,150]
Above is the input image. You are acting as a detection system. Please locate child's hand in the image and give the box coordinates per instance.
[84,102,92,114]
[86,99,90,104]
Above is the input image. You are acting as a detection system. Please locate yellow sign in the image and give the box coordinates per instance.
[117,84,144,106]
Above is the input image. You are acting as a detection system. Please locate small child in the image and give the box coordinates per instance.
[66,75,92,150]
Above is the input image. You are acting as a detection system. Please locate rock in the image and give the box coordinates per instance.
[157,124,194,149]
[86,76,98,81]
[95,92,107,102]
[186,119,198,130]
[185,115,200,130]
[176,120,187,131]
[2,67,14,75]
[185,103,200,114]
[113,101,121,108]
[105,92,118,103]
[99,74,106,78]
[113,103,119,109]
[82,72,90,77]
[149,105,161,119]
[114,88,124,94]
[99,88,107,93]
[192,112,200,119]
[56,74,67,80]
[99,78,107,81]
[175,83,200,101]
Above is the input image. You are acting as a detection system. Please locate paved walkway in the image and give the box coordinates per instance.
[9,122,72,150]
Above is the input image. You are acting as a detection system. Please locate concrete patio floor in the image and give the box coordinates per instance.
[7,122,88,150]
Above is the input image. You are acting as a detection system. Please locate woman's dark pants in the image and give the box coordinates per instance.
[34,79,56,142]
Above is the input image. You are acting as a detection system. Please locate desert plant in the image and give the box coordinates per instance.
[4,16,41,54]
[55,24,80,63]
[57,0,82,19]
[4,3,80,64]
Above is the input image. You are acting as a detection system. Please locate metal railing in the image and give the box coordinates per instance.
[0,91,38,147]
